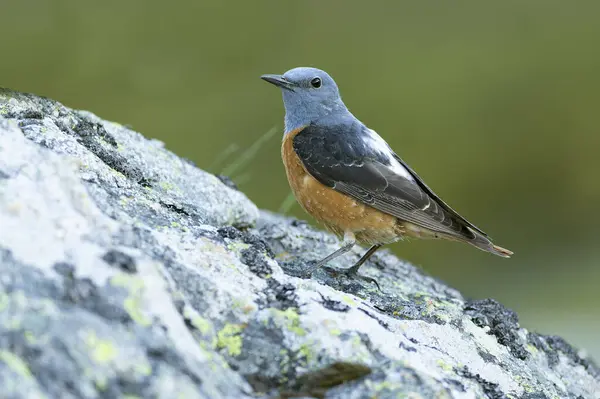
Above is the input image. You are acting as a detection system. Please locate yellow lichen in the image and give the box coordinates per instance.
[94,375,108,391]
[226,242,251,253]
[124,297,152,326]
[159,181,175,191]
[370,379,404,394]
[271,308,306,336]
[340,294,356,306]
[110,274,152,327]
[23,331,36,344]
[183,307,212,336]
[298,342,316,364]
[0,350,32,378]
[85,331,117,364]
[133,362,152,377]
[0,292,9,311]
[436,359,453,372]
[215,324,244,356]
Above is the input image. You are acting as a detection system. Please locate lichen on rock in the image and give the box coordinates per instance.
[1,88,598,398]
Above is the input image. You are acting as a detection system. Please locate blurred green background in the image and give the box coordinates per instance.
[2,1,599,360]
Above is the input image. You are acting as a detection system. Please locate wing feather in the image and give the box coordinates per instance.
[292,120,486,241]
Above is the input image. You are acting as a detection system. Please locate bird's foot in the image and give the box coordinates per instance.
[297,260,319,279]
[323,265,382,291]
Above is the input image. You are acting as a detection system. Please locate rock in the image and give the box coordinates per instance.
[0,88,598,398]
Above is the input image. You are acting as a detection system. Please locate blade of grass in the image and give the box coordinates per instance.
[278,191,297,214]
[232,172,252,187]
[208,143,240,173]
[220,126,278,178]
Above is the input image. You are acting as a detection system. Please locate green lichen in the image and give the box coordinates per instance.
[298,342,316,365]
[194,316,213,335]
[133,361,152,377]
[527,343,539,354]
[183,307,212,336]
[522,382,535,393]
[226,242,251,253]
[271,308,306,336]
[231,298,247,311]
[350,335,363,349]
[109,168,126,180]
[224,263,237,271]
[85,331,117,364]
[94,375,108,391]
[110,273,152,327]
[23,330,36,344]
[124,297,151,326]
[215,324,244,356]
[367,379,404,395]
[159,181,175,191]
[435,312,451,323]
[340,294,356,307]
[434,389,453,399]
[83,365,111,392]
[0,350,32,378]
[97,136,112,148]
[436,359,453,372]
[514,375,536,393]
[279,349,291,377]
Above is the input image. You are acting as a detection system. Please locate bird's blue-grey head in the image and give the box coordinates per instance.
[261,67,349,133]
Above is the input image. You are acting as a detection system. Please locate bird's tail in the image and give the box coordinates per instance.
[487,244,514,258]
[464,228,513,258]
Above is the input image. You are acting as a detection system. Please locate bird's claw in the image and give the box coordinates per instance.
[299,260,319,278]
[323,265,382,292]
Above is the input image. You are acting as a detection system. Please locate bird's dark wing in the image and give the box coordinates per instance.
[390,152,488,236]
[292,120,489,240]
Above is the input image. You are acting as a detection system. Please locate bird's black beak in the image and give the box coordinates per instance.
[260,74,295,91]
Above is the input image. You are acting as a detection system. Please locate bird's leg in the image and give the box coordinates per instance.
[346,244,382,275]
[304,233,383,290]
[338,244,382,290]
[305,231,355,275]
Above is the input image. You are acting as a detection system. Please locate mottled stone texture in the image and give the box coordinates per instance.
[1,88,598,399]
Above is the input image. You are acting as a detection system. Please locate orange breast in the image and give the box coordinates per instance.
[281,128,402,245]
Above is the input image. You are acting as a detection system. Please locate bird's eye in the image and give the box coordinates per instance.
[310,77,322,88]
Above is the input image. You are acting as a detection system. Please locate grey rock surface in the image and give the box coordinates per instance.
[0,88,598,399]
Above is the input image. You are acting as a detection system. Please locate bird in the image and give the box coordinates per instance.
[261,67,512,287]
